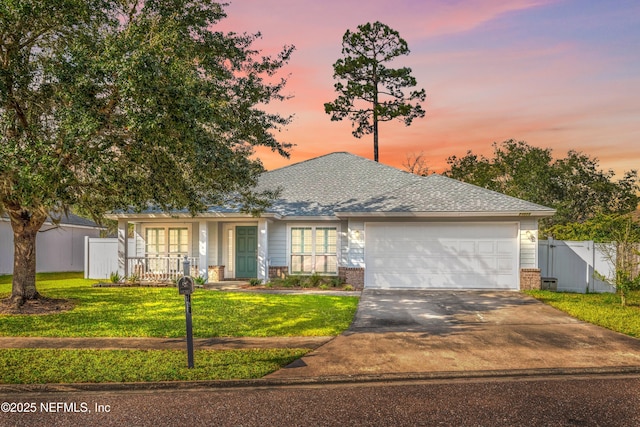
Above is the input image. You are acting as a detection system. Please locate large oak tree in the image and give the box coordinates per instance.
[0,0,294,306]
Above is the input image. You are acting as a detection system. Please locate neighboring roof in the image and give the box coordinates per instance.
[1,212,102,228]
[256,152,555,218]
[54,212,102,228]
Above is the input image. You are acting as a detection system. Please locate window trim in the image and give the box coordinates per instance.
[142,224,192,258]
[168,227,189,256]
[287,224,340,275]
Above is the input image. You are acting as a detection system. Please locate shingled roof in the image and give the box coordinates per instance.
[257,152,555,217]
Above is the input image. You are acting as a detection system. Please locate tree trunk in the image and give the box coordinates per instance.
[373,115,379,162]
[373,66,379,162]
[8,209,47,306]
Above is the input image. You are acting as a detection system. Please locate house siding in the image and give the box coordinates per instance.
[206,222,218,267]
[347,220,365,268]
[339,220,349,266]
[519,218,538,269]
[268,221,287,267]
[134,224,144,257]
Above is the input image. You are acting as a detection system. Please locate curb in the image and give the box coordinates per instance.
[3,366,640,394]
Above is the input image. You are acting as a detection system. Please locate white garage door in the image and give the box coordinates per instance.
[365,222,519,289]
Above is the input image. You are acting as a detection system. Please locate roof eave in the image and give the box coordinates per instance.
[335,210,556,218]
[104,212,282,221]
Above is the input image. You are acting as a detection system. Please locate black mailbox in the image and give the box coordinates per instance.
[178,276,195,295]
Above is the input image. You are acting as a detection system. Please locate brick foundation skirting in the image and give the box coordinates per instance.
[339,267,365,290]
[268,266,288,279]
[520,268,541,290]
[267,265,365,289]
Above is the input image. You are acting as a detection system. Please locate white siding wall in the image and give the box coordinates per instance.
[190,225,199,259]
[347,220,365,268]
[0,221,14,274]
[339,220,349,266]
[519,218,538,269]
[1,220,101,275]
[134,224,144,257]
[207,222,219,266]
[268,221,287,266]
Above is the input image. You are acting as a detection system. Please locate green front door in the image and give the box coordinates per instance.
[236,226,258,278]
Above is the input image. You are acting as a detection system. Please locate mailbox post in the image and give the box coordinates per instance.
[178,256,195,368]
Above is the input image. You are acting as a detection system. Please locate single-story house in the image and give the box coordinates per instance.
[107,152,555,290]
[1,213,103,275]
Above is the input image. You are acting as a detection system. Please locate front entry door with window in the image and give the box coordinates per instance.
[235,226,258,278]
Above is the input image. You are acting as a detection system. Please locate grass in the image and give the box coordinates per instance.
[525,289,640,338]
[0,348,309,384]
[0,272,358,383]
[0,273,359,337]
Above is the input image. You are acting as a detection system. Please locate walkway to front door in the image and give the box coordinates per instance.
[235,226,257,278]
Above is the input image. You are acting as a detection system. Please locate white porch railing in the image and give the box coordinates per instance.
[127,256,199,282]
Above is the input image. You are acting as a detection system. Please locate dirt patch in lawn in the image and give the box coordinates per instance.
[0,297,75,315]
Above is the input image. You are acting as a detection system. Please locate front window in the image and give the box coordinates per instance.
[145,228,166,255]
[291,227,313,273]
[145,227,189,257]
[291,226,337,274]
[168,228,189,255]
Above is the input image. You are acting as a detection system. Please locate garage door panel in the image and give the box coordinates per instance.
[477,241,495,255]
[365,223,519,289]
[497,241,514,254]
[369,271,515,289]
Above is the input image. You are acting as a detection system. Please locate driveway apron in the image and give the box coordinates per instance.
[267,289,640,379]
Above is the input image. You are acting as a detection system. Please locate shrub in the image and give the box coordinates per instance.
[308,273,323,288]
[283,275,302,287]
[319,284,330,290]
[343,285,354,291]
[330,277,345,287]
[194,276,207,286]
[249,278,262,286]
[109,272,121,284]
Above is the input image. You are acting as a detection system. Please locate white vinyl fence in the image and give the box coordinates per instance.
[84,237,135,280]
[539,239,615,293]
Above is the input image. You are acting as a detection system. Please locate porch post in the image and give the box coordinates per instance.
[117,219,128,278]
[257,218,268,282]
[199,220,209,281]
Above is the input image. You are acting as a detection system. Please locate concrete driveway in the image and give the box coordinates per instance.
[267,289,640,379]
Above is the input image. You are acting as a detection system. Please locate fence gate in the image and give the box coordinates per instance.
[539,239,615,293]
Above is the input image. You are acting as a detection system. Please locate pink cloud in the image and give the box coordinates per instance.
[217,0,639,179]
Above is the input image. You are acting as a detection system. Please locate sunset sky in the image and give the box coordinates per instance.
[218,0,639,176]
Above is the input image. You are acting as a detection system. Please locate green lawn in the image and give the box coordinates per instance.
[0,348,308,384]
[0,272,357,383]
[525,289,640,338]
[0,273,359,337]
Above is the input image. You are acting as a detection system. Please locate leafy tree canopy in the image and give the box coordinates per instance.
[0,0,294,304]
[547,213,640,243]
[324,21,425,162]
[444,140,639,230]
